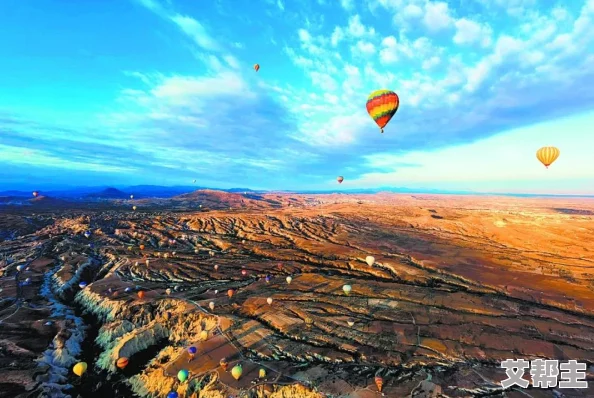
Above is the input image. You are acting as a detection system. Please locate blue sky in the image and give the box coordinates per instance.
[1,0,593,194]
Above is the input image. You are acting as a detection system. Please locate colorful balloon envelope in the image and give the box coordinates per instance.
[375,376,383,392]
[178,369,189,382]
[343,284,352,295]
[137,291,145,299]
[116,357,129,369]
[536,146,560,168]
[200,330,208,340]
[259,368,266,378]
[337,176,344,184]
[73,362,87,377]
[254,64,260,72]
[188,346,197,355]
[220,357,229,371]
[231,364,243,380]
[228,289,234,298]
[265,275,271,283]
[347,318,355,327]
[366,89,399,133]
[167,392,179,398]
[79,282,88,289]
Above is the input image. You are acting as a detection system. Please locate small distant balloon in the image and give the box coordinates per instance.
[536,146,560,168]
[241,269,247,276]
[16,264,25,272]
[259,368,266,378]
[214,289,219,294]
[228,289,234,298]
[84,231,91,239]
[365,256,375,266]
[267,297,273,305]
[200,330,208,340]
[375,376,384,392]
[337,176,344,184]
[265,275,271,283]
[231,364,243,380]
[116,357,129,369]
[32,191,39,197]
[178,369,189,383]
[137,291,145,299]
[193,179,196,183]
[125,287,132,293]
[286,276,292,284]
[209,301,215,310]
[254,64,260,72]
[214,264,219,271]
[145,259,150,266]
[139,244,145,250]
[188,346,197,355]
[220,357,229,371]
[347,318,355,327]
[167,392,179,398]
[79,281,88,289]
[132,206,137,211]
[343,284,352,295]
[130,194,134,199]
[73,362,87,377]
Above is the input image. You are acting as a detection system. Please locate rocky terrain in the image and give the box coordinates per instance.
[1,191,593,397]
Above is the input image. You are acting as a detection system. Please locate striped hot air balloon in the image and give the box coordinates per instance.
[366,89,400,133]
[375,376,384,392]
[536,146,560,168]
[116,357,129,369]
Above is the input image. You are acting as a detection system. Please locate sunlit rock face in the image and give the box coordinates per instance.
[1,191,594,397]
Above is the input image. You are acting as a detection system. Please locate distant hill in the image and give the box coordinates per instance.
[86,187,130,199]
[169,189,276,210]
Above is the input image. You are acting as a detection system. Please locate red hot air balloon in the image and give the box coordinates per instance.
[137,291,145,299]
[366,89,400,133]
[116,357,129,369]
[227,289,234,298]
[375,376,384,392]
[254,64,260,72]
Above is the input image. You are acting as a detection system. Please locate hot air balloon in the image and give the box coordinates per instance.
[375,376,383,392]
[214,264,219,271]
[178,369,189,383]
[79,281,88,289]
[73,362,87,377]
[193,179,196,183]
[286,276,292,284]
[132,206,137,211]
[305,317,313,328]
[347,318,355,327]
[137,291,145,299]
[254,64,260,72]
[366,89,400,133]
[32,191,39,197]
[164,311,171,321]
[125,287,133,293]
[231,364,243,380]
[536,146,560,168]
[241,269,247,276]
[116,357,129,369]
[130,194,134,199]
[24,277,31,284]
[16,264,25,272]
[220,357,229,371]
[200,330,208,340]
[188,346,197,362]
[214,289,219,294]
[365,256,375,266]
[167,392,179,398]
[337,176,344,184]
[139,244,145,250]
[343,284,352,295]
[265,275,271,283]
[84,231,91,239]
[267,297,273,305]
[145,259,150,266]
[228,289,234,298]
[259,368,266,379]
[166,288,172,295]
[209,301,215,311]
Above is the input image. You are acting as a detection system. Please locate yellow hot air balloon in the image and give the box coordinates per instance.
[536,146,560,168]
[231,364,243,380]
[200,330,208,340]
[259,368,266,378]
[73,362,87,377]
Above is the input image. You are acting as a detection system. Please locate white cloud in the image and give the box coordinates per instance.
[169,14,220,51]
[340,0,354,11]
[352,40,376,56]
[347,15,376,37]
[379,35,399,64]
[453,18,493,47]
[277,0,285,11]
[423,1,453,32]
